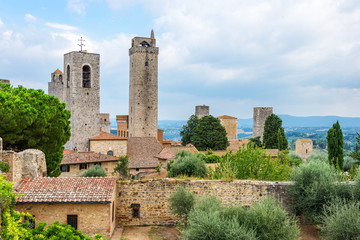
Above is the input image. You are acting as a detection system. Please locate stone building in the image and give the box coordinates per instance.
[253,107,273,141]
[128,30,159,138]
[217,115,238,140]
[59,151,119,177]
[89,131,127,157]
[195,105,209,118]
[100,113,111,133]
[295,138,313,160]
[15,177,117,238]
[48,51,101,152]
[0,79,10,84]
[116,115,129,137]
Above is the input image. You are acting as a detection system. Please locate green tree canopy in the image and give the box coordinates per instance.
[180,115,199,146]
[0,82,71,176]
[180,115,229,150]
[348,132,360,161]
[263,114,288,150]
[327,121,344,169]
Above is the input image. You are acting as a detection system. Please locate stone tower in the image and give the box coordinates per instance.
[48,51,100,151]
[295,138,313,161]
[253,107,273,141]
[195,105,209,118]
[128,30,159,138]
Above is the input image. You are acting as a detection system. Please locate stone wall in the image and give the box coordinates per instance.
[100,113,111,133]
[59,161,118,177]
[195,105,209,118]
[1,149,47,187]
[218,116,237,140]
[253,107,273,141]
[295,139,313,161]
[116,179,291,226]
[90,139,127,157]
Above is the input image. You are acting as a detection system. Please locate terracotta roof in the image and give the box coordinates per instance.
[63,149,76,155]
[296,138,313,143]
[216,115,237,119]
[127,137,163,168]
[155,145,199,160]
[90,131,127,140]
[15,177,117,203]
[53,68,63,74]
[61,152,118,165]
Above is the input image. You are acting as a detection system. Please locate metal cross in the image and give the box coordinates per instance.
[78,37,85,51]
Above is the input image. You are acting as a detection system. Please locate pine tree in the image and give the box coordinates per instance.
[326,121,344,169]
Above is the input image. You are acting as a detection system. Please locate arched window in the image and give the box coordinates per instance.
[53,75,56,81]
[82,65,91,88]
[107,150,114,156]
[67,65,70,88]
[59,74,63,83]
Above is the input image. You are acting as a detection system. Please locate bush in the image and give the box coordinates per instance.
[81,164,106,177]
[318,199,360,240]
[343,156,359,171]
[168,186,195,228]
[113,155,129,178]
[167,153,207,178]
[246,198,300,240]
[306,150,328,164]
[288,152,302,166]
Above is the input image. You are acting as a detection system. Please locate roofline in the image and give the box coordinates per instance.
[89,138,127,141]
[16,201,112,204]
[60,159,118,165]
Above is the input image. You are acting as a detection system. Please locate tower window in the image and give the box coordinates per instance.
[145,61,148,66]
[82,65,91,88]
[139,41,150,47]
[107,150,114,156]
[67,215,78,229]
[131,204,140,218]
[67,65,70,88]
[59,75,63,83]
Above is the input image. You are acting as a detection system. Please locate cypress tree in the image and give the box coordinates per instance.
[263,114,288,150]
[326,121,344,169]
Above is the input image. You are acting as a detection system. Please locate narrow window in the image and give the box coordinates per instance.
[306,149,308,154]
[131,204,140,218]
[67,65,70,88]
[67,215,78,229]
[25,216,35,229]
[79,163,88,170]
[59,75,63,83]
[107,151,114,156]
[145,61,148,66]
[112,202,115,222]
[82,65,91,88]
[61,165,70,172]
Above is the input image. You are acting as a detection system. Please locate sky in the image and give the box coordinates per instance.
[0,0,359,120]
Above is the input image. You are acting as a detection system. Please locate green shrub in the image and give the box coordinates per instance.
[246,198,300,240]
[306,150,328,164]
[203,154,221,163]
[113,155,129,178]
[343,156,359,171]
[319,198,360,240]
[288,152,302,166]
[81,164,106,177]
[287,160,337,221]
[168,186,195,228]
[167,154,207,178]
[0,161,10,172]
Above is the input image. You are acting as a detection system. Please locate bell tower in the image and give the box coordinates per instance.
[128,30,159,138]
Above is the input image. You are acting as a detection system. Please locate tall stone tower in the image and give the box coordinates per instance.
[128,30,159,138]
[48,51,100,151]
[253,107,273,141]
[195,105,210,118]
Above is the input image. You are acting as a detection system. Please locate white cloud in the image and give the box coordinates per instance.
[24,14,36,22]
[67,0,87,15]
[45,22,78,31]
[0,17,3,27]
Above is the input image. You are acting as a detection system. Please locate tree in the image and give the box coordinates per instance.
[180,115,199,146]
[81,164,106,177]
[168,186,195,229]
[191,115,229,151]
[0,83,71,176]
[113,155,129,178]
[327,121,344,169]
[250,136,262,147]
[263,114,288,150]
[348,132,360,161]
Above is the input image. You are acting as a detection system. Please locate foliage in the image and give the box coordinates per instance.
[155,162,162,174]
[183,196,299,240]
[318,198,360,240]
[210,143,292,181]
[113,155,129,178]
[0,82,71,177]
[263,114,288,150]
[180,115,229,151]
[168,186,195,228]
[288,152,302,166]
[343,156,359,171]
[327,121,344,169]
[306,150,328,164]
[167,153,207,178]
[81,164,106,177]
[249,136,262,147]
[195,152,221,163]
[348,132,360,161]
[0,161,10,172]
[180,115,199,146]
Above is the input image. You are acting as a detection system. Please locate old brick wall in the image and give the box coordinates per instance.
[90,140,127,157]
[116,179,291,226]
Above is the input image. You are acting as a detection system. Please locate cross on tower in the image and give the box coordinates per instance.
[78,37,85,52]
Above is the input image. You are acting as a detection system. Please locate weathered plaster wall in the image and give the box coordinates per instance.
[90,140,127,157]
[59,161,118,177]
[116,179,291,226]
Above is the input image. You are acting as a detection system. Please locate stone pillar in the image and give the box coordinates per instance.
[253,107,273,141]
[195,105,209,118]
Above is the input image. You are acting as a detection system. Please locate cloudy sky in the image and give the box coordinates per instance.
[1,0,359,120]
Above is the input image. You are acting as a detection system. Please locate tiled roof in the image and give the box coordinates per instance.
[63,149,75,155]
[155,145,199,160]
[89,131,127,140]
[216,115,237,119]
[61,152,118,165]
[53,68,63,74]
[15,177,117,203]
[296,138,313,143]
[127,137,163,168]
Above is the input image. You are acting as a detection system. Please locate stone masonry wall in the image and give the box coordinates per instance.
[195,105,209,118]
[253,107,273,141]
[116,179,291,226]
[219,118,237,140]
[90,140,127,157]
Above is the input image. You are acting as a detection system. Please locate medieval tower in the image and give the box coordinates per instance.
[128,30,159,138]
[48,51,100,151]
[253,107,273,141]
[195,105,210,118]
